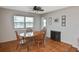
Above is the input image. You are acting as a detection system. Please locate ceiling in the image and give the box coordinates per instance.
[0,6,69,14]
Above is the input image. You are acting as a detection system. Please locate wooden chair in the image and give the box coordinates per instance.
[15,31,30,51]
[40,27,47,39]
[34,32,45,48]
[15,31,24,49]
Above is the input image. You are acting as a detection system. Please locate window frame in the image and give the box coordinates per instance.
[13,15,34,29]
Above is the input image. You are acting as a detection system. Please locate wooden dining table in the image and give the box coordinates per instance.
[18,31,45,51]
[19,31,43,45]
[19,31,41,38]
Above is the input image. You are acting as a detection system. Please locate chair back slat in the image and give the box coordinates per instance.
[35,32,45,41]
[15,31,20,41]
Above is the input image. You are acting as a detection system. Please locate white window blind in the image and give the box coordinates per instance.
[13,16,34,29]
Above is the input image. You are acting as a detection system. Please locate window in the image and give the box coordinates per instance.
[41,17,47,28]
[43,19,46,27]
[25,17,33,28]
[13,16,34,29]
[14,16,24,28]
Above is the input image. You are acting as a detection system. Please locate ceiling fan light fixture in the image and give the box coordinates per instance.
[33,6,44,11]
[33,6,44,14]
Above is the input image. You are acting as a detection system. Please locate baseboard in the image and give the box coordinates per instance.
[72,45,79,50]
[0,39,16,44]
[49,37,78,48]
[61,40,79,51]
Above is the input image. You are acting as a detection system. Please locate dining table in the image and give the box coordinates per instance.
[19,31,42,38]
[18,31,45,51]
[19,31,43,46]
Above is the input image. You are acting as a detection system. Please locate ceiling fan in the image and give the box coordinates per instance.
[33,6,44,11]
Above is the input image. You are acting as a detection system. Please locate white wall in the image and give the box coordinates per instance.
[42,7,79,49]
[0,8,41,42]
[34,15,41,31]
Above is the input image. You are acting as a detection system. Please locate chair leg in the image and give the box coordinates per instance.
[26,44,30,52]
[41,40,45,47]
[16,44,21,51]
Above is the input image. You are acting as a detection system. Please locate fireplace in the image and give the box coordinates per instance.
[51,30,61,42]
